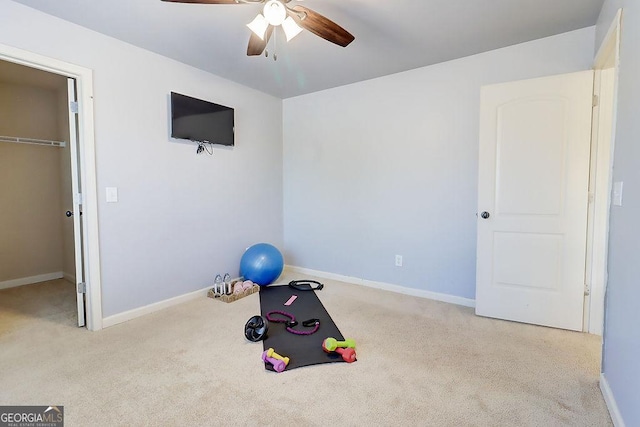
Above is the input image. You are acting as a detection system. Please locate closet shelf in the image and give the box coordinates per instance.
[0,135,66,148]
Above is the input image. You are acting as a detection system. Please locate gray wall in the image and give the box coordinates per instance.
[0,1,284,317]
[596,1,640,425]
[283,28,595,299]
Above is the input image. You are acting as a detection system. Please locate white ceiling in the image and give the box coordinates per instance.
[11,0,604,99]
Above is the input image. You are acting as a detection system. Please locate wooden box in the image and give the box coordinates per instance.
[207,279,259,303]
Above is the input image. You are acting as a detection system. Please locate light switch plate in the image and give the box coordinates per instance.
[106,187,118,203]
[613,181,623,206]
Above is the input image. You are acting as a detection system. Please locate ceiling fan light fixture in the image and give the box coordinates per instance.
[282,16,303,41]
[263,0,286,26]
[247,13,269,40]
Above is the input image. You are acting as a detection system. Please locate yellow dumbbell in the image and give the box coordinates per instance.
[266,348,290,366]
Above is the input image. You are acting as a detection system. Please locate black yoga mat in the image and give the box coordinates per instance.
[259,285,345,371]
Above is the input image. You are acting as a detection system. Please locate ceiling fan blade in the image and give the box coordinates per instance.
[161,0,239,4]
[289,5,354,47]
[247,25,274,56]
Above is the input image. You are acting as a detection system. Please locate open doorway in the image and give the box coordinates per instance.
[0,60,82,327]
[0,43,102,331]
[475,10,622,339]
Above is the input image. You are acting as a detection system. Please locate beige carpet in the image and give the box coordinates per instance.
[0,274,612,426]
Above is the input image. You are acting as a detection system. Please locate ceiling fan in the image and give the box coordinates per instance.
[161,0,355,57]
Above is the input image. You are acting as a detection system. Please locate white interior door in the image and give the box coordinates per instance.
[476,71,594,331]
[67,78,85,327]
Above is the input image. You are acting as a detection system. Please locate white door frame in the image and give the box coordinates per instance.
[0,43,103,331]
[584,9,622,335]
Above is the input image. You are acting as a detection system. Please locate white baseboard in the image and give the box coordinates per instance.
[101,265,475,329]
[284,265,476,308]
[63,272,76,284]
[102,285,212,328]
[600,373,626,427]
[0,272,64,290]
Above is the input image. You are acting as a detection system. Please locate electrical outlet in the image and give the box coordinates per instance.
[395,255,403,267]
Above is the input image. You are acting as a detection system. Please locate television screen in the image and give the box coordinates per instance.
[170,92,234,146]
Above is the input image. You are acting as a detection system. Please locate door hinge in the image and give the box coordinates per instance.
[592,95,599,108]
[584,282,591,296]
[77,282,86,294]
[74,193,83,205]
[70,101,79,114]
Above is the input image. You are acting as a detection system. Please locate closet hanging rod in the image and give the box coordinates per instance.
[0,135,66,148]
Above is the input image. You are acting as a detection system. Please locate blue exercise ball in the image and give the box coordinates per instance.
[240,243,284,286]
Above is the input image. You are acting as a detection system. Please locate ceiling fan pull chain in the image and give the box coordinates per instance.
[273,30,278,61]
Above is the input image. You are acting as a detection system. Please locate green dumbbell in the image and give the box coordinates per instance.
[322,337,356,352]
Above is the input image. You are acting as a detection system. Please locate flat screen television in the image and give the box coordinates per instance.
[170,92,234,146]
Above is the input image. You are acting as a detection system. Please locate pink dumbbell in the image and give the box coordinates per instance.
[262,350,286,372]
[333,347,356,363]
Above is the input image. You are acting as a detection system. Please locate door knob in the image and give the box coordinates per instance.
[65,211,73,217]
[480,211,490,219]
